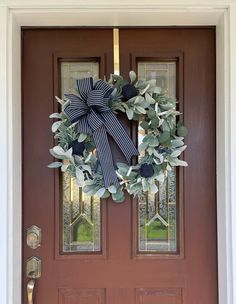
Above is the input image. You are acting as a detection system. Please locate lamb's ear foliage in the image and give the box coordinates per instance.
[48,71,188,202]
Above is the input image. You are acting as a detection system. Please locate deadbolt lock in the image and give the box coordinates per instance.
[26,256,41,279]
[26,225,41,249]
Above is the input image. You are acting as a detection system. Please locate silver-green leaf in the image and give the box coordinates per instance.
[126,108,134,120]
[48,162,62,168]
[96,187,106,198]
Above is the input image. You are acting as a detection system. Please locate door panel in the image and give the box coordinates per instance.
[22,28,217,304]
[22,28,113,303]
[120,27,217,302]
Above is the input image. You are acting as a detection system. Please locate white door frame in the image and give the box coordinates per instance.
[0,2,236,304]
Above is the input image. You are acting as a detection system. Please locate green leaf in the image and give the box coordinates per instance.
[96,187,106,198]
[114,197,126,203]
[134,96,144,105]
[153,150,164,162]
[83,185,92,193]
[129,70,137,83]
[155,173,165,183]
[135,105,146,114]
[48,162,62,168]
[147,109,157,119]
[177,159,188,167]
[85,153,93,163]
[112,74,123,82]
[116,162,129,169]
[142,179,150,192]
[153,158,162,165]
[126,96,137,104]
[138,142,148,153]
[132,113,140,121]
[171,150,182,158]
[83,184,98,195]
[61,163,69,172]
[147,147,154,155]
[130,182,142,192]
[150,183,158,193]
[76,167,84,186]
[49,148,63,159]
[101,190,110,199]
[159,131,170,144]
[143,133,153,143]
[169,158,188,167]
[49,113,61,119]
[81,164,92,174]
[171,139,184,148]
[145,79,157,87]
[62,100,71,112]
[78,133,87,142]
[126,108,134,120]
[150,117,159,128]
[112,189,125,203]
[65,148,73,159]
[53,146,66,156]
[55,96,64,105]
[108,185,117,194]
[51,121,63,133]
[177,126,188,137]
[140,121,149,129]
[139,84,150,95]
[151,86,162,94]
[149,136,159,147]
[145,93,156,104]
[178,145,187,152]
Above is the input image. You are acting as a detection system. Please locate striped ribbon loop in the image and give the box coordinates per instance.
[64,77,139,187]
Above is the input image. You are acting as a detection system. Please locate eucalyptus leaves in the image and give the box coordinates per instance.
[48,71,188,203]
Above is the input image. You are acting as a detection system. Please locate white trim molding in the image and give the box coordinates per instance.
[0,6,9,304]
[229,5,236,304]
[0,2,235,304]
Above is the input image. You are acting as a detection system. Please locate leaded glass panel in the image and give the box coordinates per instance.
[60,61,101,253]
[137,61,178,253]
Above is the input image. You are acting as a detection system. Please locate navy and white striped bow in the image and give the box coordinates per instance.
[64,77,138,187]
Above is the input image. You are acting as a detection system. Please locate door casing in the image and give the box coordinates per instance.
[0,4,234,304]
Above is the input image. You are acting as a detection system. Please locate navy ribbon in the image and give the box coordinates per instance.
[64,78,138,187]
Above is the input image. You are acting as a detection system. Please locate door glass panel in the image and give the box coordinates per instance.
[61,61,99,94]
[60,61,101,253]
[138,62,176,97]
[137,61,178,253]
[62,173,101,252]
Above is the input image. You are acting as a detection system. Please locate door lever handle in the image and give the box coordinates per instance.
[27,279,36,304]
[26,257,41,304]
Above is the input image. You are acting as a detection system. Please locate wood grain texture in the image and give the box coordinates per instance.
[136,288,182,304]
[59,288,105,304]
[120,28,217,304]
[22,28,113,304]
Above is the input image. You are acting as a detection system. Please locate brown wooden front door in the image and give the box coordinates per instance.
[22,28,217,304]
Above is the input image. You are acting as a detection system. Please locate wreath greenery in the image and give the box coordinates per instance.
[48,71,188,203]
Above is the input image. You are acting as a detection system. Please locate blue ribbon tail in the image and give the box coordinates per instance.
[101,111,139,161]
[93,126,119,188]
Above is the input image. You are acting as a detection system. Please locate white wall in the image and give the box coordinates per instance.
[0,1,236,304]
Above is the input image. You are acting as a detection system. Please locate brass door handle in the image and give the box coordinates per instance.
[27,279,36,304]
[26,257,41,304]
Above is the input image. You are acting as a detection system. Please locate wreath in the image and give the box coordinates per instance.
[48,71,188,203]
